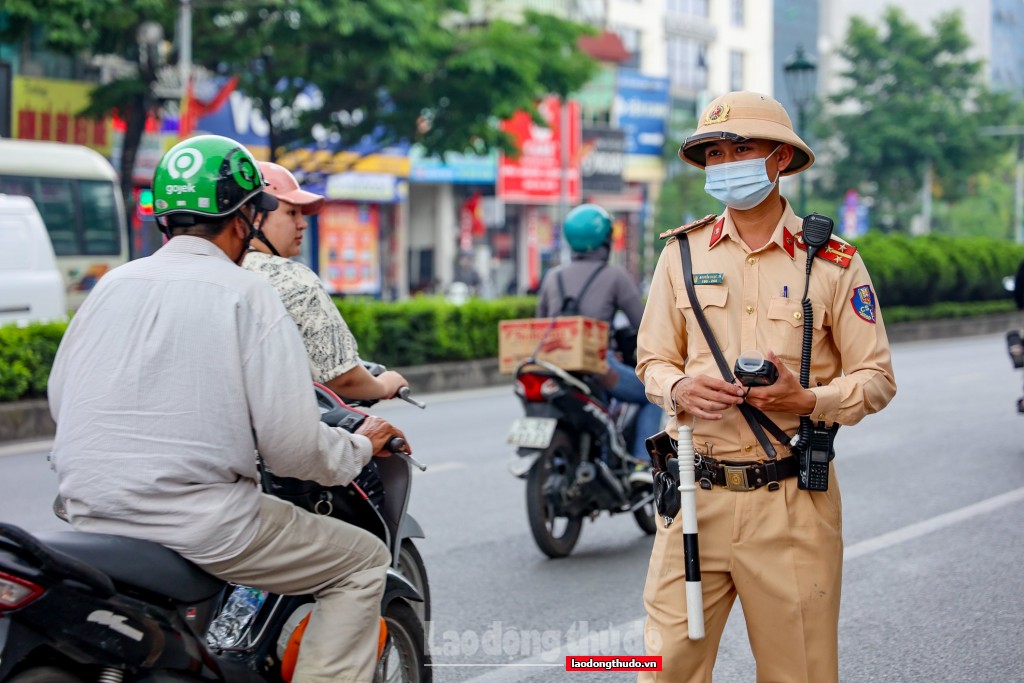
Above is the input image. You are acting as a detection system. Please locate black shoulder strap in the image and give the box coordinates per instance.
[677,236,790,475]
[557,263,607,316]
[575,263,607,307]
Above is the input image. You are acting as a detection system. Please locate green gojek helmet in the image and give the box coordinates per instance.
[152,134,277,230]
[563,204,613,252]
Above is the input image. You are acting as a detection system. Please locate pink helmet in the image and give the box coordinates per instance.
[258,162,325,215]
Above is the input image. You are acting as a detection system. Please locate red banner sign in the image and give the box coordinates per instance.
[497,97,581,204]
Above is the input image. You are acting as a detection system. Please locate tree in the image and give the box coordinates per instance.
[819,7,1016,232]
[2,1,176,238]
[2,0,597,233]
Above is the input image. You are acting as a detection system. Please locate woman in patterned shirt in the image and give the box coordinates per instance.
[242,162,408,400]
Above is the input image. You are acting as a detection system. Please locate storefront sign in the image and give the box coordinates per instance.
[12,75,112,155]
[325,172,403,203]
[497,96,581,204]
[319,202,381,295]
[581,127,625,194]
[613,69,670,157]
[409,146,496,184]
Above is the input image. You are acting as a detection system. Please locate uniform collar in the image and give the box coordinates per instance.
[710,199,803,259]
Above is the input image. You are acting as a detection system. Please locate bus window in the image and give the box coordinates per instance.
[0,139,129,310]
[79,179,121,255]
[35,178,79,255]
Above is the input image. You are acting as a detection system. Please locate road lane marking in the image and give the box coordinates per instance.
[458,485,1024,683]
[843,485,1024,560]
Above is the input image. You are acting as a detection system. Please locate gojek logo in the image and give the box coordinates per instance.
[167,147,204,179]
[164,147,203,195]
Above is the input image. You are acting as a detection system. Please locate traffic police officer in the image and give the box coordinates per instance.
[635,91,897,682]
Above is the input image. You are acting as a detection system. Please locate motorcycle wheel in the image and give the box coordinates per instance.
[7,668,82,683]
[526,431,583,558]
[376,600,431,683]
[397,538,431,623]
[632,491,658,535]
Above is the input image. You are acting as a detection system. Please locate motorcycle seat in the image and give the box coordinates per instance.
[35,531,224,604]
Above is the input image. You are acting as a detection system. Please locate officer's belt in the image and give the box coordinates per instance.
[697,455,800,492]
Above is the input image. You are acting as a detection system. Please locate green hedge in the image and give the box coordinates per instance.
[3,233,1023,402]
[336,295,536,368]
[0,322,66,402]
[854,234,1024,306]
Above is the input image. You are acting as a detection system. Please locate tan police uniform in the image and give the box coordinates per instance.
[635,92,897,683]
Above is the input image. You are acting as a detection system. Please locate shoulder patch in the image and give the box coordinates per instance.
[851,285,877,323]
[660,214,718,240]
[794,233,857,269]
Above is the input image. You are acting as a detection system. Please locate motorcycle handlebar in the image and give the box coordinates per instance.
[383,436,427,471]
[398,386,426,409]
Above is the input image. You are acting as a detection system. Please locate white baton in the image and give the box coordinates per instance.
[676,425,705,640]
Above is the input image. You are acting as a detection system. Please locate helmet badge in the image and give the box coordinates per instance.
[704,103,730,125]
[166,148,204,180]
[230,151,258,191]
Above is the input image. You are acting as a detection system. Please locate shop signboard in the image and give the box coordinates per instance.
[497,96,581,204]
[325,172,403,203]
[12,75,112,155]
[409,146,496,184]
[580,127,625,194]
[613,69,670,157]
[318,202,381,295]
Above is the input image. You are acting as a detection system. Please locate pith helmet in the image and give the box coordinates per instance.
[153,135,277,223]
[679,91,814,175]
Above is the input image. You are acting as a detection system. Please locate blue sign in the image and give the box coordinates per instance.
[409,146,496,184]
[613,69,670,157]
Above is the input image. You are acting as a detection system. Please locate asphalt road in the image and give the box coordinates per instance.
[2,332,1023,682]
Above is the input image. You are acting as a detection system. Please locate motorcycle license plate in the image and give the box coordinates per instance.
[506,417,557,449]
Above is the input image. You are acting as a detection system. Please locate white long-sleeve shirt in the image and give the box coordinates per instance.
[48,236,373,564]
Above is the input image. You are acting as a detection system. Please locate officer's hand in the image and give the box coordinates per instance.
[743,350,816,415]
[672,374,745,420]
[355,416,411,457]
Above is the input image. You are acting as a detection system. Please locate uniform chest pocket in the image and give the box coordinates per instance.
[675,286,730,354]
[766,296,826,363]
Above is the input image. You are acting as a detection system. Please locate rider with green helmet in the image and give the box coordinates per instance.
[50,134,404,680]
[152,134,280,262]
[536,203,660,467]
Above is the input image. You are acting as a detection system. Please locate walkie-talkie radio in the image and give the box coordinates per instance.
[794,213,839,491]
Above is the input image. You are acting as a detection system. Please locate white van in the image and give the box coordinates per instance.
[0,140,129,309]
[0,194,68,326]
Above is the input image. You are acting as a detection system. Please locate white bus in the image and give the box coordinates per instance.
[0,139,129,309]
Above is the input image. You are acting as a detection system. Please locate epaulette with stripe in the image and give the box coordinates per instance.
[659,214,718,240]
[794,233,857,269]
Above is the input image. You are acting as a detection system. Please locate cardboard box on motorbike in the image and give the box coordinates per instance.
[498,316,609,374]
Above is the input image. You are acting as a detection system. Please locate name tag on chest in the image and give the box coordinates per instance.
[692,273,724,286]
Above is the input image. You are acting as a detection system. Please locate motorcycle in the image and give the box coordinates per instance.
[0,384,431,683]
[1004,272,1024,413]
[507,355,657,558]
[321,362,431,625]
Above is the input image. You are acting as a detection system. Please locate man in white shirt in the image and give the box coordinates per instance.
[48,135,403,682]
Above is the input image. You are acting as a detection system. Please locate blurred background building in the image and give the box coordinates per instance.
[3,0,1023,299]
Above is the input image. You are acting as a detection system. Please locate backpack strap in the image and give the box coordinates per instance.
[556,262,607,316]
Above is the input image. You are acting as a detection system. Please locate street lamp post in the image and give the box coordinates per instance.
[783,45,817,217]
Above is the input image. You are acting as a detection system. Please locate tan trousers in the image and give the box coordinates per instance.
[200,494,391,683]
[638,470,843,683]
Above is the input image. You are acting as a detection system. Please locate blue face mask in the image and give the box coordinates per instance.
[704,145,782,210]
